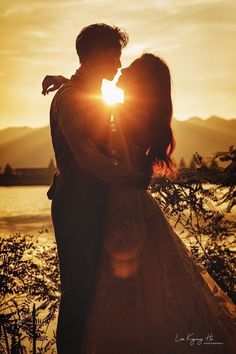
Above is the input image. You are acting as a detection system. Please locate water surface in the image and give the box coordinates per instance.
[0,186,52,237]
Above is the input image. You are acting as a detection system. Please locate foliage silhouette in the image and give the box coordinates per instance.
[150,148,236,303]
[0,233,60,353]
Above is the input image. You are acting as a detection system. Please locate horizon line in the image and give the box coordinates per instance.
[1,115,236,130]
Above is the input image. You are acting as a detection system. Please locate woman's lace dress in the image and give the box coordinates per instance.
[70,112,236,354]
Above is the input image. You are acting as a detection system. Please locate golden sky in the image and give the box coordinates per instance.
[0,0,235,128]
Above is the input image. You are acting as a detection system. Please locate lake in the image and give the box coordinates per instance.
[0,185,235,248]
[0,186,53,238]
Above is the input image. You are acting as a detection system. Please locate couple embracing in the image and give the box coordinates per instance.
[43,23,236,354]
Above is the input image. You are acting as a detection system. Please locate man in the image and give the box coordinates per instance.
[46,23,137,353]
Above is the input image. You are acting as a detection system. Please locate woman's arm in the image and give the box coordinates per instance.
[58,89,143,185]
[42,75,69,95]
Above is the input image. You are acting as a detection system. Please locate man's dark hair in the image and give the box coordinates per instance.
[75,23,129,63]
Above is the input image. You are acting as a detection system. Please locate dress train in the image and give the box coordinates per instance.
[81,186,236,354]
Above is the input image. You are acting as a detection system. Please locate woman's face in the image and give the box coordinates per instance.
[117,58,155,108]
[116,58,154,122]
[116,59,142,95]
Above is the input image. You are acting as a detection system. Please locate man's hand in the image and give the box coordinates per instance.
[41,75,69,95]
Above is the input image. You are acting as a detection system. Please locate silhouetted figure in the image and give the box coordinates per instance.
[47,24,132,354]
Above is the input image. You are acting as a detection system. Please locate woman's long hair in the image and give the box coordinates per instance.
[139,54,176,177]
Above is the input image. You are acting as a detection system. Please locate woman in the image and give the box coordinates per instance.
[43,54,236,353]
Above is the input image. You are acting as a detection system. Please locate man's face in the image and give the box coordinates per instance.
[95,46,121,81]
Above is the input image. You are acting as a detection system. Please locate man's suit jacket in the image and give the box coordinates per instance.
[47,71,110,205]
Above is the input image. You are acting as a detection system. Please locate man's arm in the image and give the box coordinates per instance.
[58,89,143,185]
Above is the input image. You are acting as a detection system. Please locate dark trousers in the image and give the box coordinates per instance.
[51,195,106,354]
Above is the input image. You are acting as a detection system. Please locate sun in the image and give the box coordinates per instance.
[101,79,124,105]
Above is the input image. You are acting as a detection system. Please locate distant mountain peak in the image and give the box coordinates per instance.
[0,118,235,168]
[187,116,203,122]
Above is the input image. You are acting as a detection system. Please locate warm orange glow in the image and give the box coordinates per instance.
[101,79,124,105]
[108,250,139,278]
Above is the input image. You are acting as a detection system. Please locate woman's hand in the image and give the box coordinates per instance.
[41,75,69,95]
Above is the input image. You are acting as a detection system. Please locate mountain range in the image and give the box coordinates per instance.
[0,116,235,169]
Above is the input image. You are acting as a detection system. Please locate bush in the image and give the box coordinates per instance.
[149,178,236,303]
[0,233,60,353]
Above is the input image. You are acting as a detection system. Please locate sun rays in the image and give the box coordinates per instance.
[101,79,124,105]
